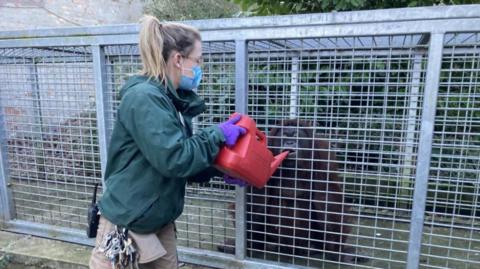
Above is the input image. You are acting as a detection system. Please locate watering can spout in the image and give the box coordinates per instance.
[270,151,289,176]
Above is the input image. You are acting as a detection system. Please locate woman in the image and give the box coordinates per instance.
[89,15,246,269]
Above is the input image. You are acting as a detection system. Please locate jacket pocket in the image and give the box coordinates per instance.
[127,195,159,229]
[127,195,175,233]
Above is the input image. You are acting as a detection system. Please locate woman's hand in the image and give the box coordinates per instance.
[223,174,248,187]
[218,114,246,147]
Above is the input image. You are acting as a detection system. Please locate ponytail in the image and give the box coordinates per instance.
[139,15,201,85]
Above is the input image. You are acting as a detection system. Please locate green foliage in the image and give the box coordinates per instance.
[144,0,241,20]
[232,0,480,15]
[0,254,10,269]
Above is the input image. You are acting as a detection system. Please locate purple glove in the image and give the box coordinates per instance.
[224,174,249,187]
[218,114,246,147]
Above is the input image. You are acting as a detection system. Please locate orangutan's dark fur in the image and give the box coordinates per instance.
[219,119,365,263]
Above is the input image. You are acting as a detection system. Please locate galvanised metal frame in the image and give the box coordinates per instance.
[92,45,109,189]
[235,39,248,261]
[0,91,13,223]
[406,33,444,269]
[0,5,479,269]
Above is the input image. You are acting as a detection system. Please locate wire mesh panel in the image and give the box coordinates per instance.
[104,45,142,133]
[419,33,480,269]
[246,35,428,268]
[0,46,100,229]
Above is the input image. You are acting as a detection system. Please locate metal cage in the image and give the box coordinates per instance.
[0,5,479,269]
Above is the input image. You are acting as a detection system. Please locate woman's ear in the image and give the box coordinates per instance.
[172,52,182,69]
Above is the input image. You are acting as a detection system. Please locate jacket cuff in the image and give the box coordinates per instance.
[209,125,226,144]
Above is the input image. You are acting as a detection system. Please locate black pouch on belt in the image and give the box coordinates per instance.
[86,183,100,238]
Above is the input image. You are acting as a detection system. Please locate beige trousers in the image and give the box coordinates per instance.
[89,216,178,269]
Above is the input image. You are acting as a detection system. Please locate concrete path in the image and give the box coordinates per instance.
[0,230,212,269]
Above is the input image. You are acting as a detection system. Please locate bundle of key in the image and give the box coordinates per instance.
[98,225,138,269]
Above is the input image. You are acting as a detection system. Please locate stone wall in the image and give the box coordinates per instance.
[0,0,144,31]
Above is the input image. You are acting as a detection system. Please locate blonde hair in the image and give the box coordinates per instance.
[139,15,201,84]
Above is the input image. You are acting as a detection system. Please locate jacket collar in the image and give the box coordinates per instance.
[143,76,207,117]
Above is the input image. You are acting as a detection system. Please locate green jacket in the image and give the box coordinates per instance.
[98,75,225,234]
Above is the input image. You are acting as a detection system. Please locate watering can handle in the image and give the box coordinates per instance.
[256,129,267,146]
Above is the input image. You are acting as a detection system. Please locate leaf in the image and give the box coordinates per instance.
[408,1,418,7]
[240,0,252,10]
[321,0,330,9]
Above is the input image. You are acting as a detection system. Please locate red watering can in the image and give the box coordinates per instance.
[214,113,289,188]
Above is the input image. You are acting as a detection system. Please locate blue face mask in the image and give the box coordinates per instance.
[179,65,202,91]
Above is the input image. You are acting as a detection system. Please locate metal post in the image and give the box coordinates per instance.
[289,56,299,118]
[406,33,444,269]
[92,45,110,189]
[29,62,47,180]
[234,39,248,261]
[401,53,424,201]
[0,98,13,222]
